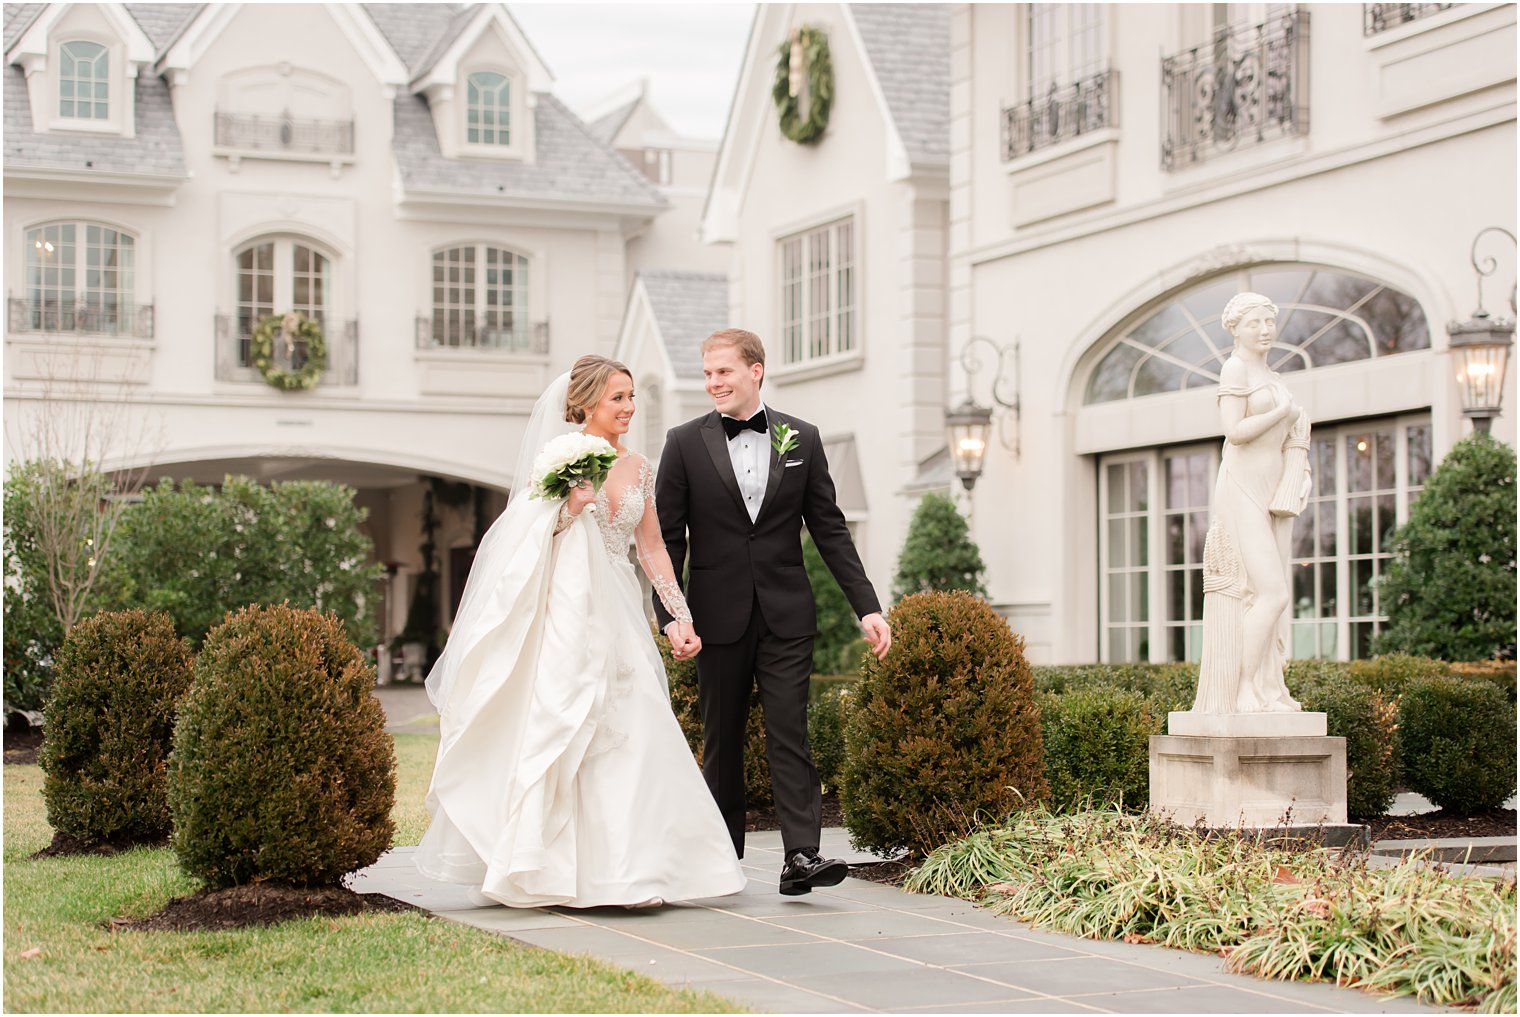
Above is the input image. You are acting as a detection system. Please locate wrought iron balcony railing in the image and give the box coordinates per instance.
[415,316,550,355]
[213,314,358,386]
[8,298,154,338]
[1161,11,1310,171]
[1363,3,1455,34]
[1002,70,1119,161]
[213,111,355,157]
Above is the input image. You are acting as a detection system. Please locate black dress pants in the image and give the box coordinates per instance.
[695,596,820,859]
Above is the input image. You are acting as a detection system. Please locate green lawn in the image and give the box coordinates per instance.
[4,735,747,1013]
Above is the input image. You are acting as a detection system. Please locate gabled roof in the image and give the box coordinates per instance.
[3,4,43,52]
[2,65,186,179]
[362,2,464,73]
[122,3,201,53]
[848,3,949,169]
[392,91,666,211]
[406,4,552,95]
[638,270,729,380]
[588,97,639,148]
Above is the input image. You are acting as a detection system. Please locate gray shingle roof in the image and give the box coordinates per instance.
[393,90,665,209]
[849,3,949,168]
[639,270,728,379]
[364,2,467,75]
[3,65,186,178]
[587,96,638,147]
[4,4,42,52]
[123,4,200,53]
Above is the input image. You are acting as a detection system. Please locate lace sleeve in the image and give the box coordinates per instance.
[552,501,576,536]
[633,456,692,624]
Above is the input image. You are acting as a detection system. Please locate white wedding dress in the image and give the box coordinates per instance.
[413,443,747,907]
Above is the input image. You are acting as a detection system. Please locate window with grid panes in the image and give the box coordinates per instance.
[1100,456,1152,662]
[234,238,329,365]
[430,245,530,349]
[466,72,510,146]
[777,218,855,366]
[1026,4,1107,98]
[59,41,108,120]
[24,221,135,334]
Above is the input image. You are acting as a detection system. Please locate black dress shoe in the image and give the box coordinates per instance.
[779,847,848,896]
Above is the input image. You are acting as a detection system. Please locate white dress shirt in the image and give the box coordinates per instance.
[723,402,770,524]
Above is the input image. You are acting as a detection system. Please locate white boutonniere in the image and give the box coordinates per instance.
[771,422,800,456]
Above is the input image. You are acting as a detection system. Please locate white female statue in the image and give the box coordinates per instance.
[1194,292,1312,714]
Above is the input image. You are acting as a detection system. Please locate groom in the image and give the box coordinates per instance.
[654,328,891,896]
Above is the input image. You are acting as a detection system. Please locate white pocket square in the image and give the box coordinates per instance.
[784,459,805,467]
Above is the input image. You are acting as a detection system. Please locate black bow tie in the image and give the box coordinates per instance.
[723,411,767,441]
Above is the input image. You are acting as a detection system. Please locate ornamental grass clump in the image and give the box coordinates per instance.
[841,591,1046,858]
[169,604,395,888]
[40,610,193,847]
[907,808,1516,1011]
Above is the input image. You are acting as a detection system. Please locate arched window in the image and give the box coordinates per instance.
[22,220,138,335]
[466,71,510,146]
[234,238,330,365]
[428,244,532,350]
[59,40,109,120]
[1085,266,1430,404]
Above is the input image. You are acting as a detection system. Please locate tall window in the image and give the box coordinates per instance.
[430,244,531,349]
[1098,414,1432,663]
[59,40,108,120]
[1026,4,1108,98]
[234,239,329,364]
[778,217,855,366]
[466,71,510,146]
[23,221,136,334]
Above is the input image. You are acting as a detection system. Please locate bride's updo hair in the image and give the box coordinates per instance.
[1221,292,1279,335]
[564,355,632,424]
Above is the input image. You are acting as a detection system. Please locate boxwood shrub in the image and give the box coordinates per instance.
[168,604,394,887]
[40,610,193,845]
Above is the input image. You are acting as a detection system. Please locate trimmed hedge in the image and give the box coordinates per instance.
[1287,661,1401,818]
[808,679,852,794]
[1038,685,1154,812]
[169,604,395,888]
[842,591,1046,858]
[40,610,193,845]
[1398,674,1517,814]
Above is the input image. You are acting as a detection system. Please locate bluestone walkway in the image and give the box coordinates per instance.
[351,827,1451,1014]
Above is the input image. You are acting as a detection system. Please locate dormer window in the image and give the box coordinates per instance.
[466,71,511,146]
[59,40,109,120]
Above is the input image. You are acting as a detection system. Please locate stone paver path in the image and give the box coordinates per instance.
[352,827,1450,1014]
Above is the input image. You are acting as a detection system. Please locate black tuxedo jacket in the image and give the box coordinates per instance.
[653,409,882,645]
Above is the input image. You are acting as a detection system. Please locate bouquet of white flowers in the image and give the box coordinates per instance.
[530,432,620,500]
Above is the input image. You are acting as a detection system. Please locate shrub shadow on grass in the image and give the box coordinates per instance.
[112,883,419,933]
[32,831,168,860]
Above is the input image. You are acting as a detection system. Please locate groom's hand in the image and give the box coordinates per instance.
[860,613,891,660]
[664,621,702,661]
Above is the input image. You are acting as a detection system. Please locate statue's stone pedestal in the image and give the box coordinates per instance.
[1149,712,1347,827]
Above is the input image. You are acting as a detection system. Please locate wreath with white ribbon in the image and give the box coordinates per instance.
[772,25,832,145]
[250,312,327,391]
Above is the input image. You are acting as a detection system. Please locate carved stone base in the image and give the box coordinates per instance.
[1149,732,1347,828]
[1168,710,1327,738]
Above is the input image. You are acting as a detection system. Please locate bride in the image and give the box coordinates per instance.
[414,355,747,908]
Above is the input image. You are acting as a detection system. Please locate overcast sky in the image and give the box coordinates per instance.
[511,3,757,140]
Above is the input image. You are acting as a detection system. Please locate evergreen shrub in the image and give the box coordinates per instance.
[660,631,771,806]
[804,533,859,674]
[808,680,853,794]
[3,464,66,716]
[106,476,383,648]
[168,604,395,887]
[1038,685,1154,812]
[1397,674,1516,814]
[891,493,989,602]
[842,591,1046,857]
[39,610,193,845]
[1374,433,1516,661]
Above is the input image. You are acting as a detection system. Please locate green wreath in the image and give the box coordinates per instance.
[772,25,833,145]
[250,312,327,391]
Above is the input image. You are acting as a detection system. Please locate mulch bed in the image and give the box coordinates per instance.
[1362,809,1515,841]
[113,883,417,933]
[4,724,42,766]
[745,791,843,833]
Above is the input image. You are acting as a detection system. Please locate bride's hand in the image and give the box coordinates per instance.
[566,479,596,516]
[665,620,701,660]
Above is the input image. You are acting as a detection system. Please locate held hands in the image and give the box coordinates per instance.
[664,620,702,661]
[860,612,892,660]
